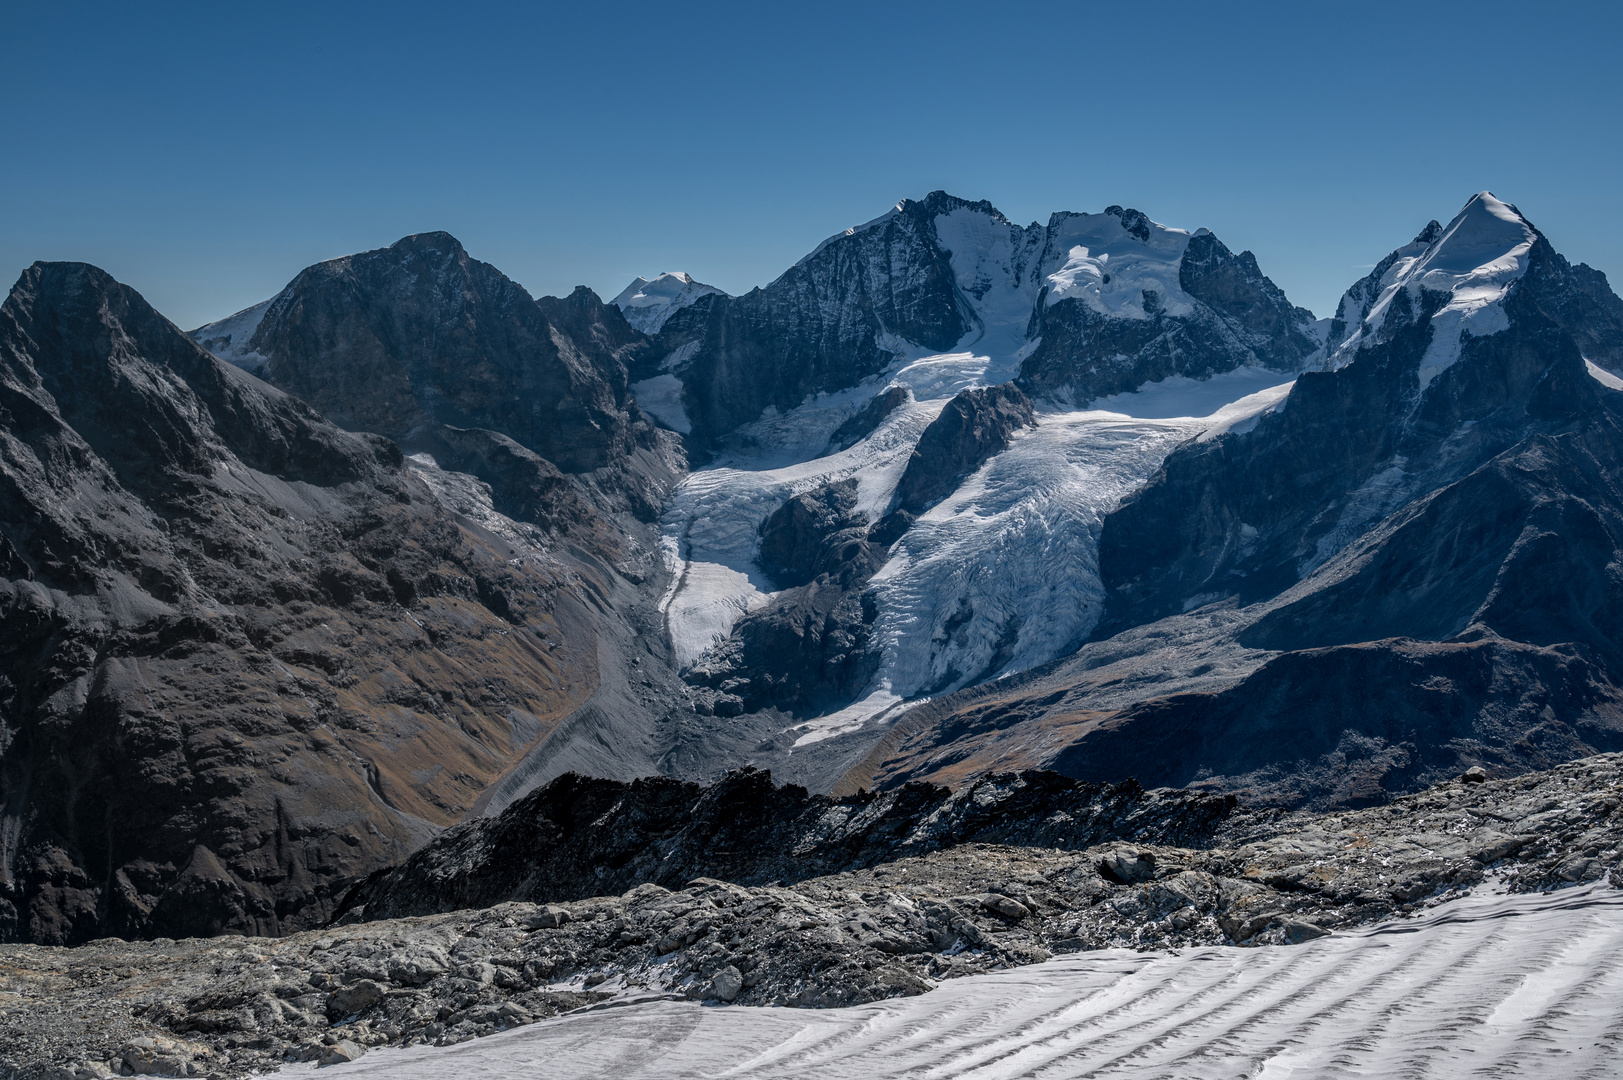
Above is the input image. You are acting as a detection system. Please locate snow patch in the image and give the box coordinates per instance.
[190,297,277,373]
[1586,359,1623,391]
[629,374,692,434]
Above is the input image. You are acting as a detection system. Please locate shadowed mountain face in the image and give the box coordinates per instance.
[193,233,681,527]
[633,193,1321,445]
[846,195,1623,809]
[0,263,610,945]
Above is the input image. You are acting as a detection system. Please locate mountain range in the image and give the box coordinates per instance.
[3,188,1622,948]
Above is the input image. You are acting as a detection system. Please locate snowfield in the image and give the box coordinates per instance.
[304,882,1623,1079]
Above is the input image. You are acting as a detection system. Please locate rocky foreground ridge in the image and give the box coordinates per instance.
[5,753,1623,1078]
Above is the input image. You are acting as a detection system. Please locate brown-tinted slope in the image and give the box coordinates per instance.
[0,262,604,945]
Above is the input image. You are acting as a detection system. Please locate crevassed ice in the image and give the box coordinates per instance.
[656,202,1294,744]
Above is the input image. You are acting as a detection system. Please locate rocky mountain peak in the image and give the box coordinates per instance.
[1103,205,1154,242]
[385,230,467,257]
[190,234,680,523]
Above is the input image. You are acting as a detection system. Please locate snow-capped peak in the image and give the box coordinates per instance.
[612,272,724,334]
[1041,207,1196,320]
[1331,192,1536,386]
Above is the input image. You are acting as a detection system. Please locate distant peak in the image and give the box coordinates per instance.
[612,271,724,334]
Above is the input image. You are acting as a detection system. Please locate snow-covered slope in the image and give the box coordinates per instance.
[1326,192,1537,388]
[189,296,276,374]
[612,272,724,334]
[304,882,1623,1079]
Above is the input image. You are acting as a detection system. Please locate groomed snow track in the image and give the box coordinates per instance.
[305,883,1623,1079]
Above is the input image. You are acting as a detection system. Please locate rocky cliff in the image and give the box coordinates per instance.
[0,263,613,945]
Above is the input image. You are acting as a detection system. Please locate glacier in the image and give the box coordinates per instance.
[649,198,1299,746]
[300,882,1623,1079]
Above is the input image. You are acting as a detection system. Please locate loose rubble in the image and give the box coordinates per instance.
[5,754,1623,1078]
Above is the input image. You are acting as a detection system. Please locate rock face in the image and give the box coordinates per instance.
[691,480,886,716]
[1018,209,1322,402]
[339,765,1237,921]
[891,384,1036,515]
[192,233,681,524]
[844,193,1623,808]
[0,263,604,946]
[642,192,976,443]
[629,193,1319,443]
[756,479,874,589]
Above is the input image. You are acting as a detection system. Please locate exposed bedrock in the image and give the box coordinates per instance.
[337,765,1238,922]
[890,384,1036,516]
[691,479,885,716]
[0,262,604,945]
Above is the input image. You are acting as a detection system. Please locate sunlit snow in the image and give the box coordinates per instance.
[611,273,724,334]
[1331,192,1536,389]
[303,883,1623,1080]
[654,202,1296,746]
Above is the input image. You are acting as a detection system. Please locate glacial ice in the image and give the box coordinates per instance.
[656,199,1297,744]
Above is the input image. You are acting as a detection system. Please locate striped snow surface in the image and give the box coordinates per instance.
[307,884,1623,1079]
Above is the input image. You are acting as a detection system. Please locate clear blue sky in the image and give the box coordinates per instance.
[3,1,1619,329]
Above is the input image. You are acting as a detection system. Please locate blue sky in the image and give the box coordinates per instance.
[3,1,1619,329]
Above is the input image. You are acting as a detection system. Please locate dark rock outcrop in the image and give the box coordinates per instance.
[891,384,1035,515]
[338,765,1237,922]
[692,480,885,716]
[826,384,910,454]
[757,479,875,589]
[0,262,602,946]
